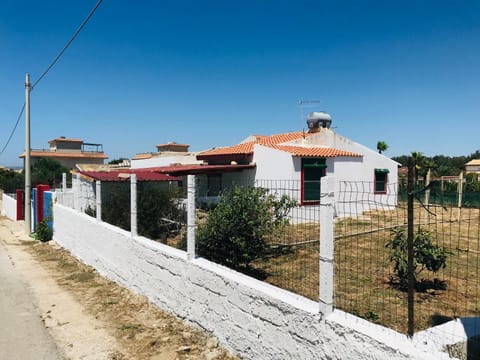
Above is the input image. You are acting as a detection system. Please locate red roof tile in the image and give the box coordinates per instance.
[79,170,180,182]
[271,145,362,157]
[198,142,255,156]
[144,164,256,176]
[198,131,362,158]
[20,151,108,159]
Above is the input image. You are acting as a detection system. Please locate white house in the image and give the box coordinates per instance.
[465,159,480,176]
[131,113,398,217]
[194,112,399,216]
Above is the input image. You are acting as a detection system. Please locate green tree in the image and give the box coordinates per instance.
[137,183,185,239]
[108,158,129,165]
[410,151,425,184]
[386,227,450,290]
[101,181,186,238]
[101,182,130,231]
[0,168,24,193]
[196,186,296,271]
[376,141,388,154]
[31,158,69,187]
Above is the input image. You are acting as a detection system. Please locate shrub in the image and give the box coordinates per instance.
[137,183,185,240]
[196,186,296,270]
[101,182,185,240]
[35,218,53,242]
[386,227,450,289]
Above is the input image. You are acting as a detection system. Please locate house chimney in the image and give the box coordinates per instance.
[307,112,332,132]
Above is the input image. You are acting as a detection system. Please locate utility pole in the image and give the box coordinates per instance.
[24,73,31,234]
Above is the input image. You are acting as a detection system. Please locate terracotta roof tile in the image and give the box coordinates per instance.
[132,153,153,160]
[271,145,362,157]
[19,151,108,159]
[198,131,361,158]
[198,142,255,156]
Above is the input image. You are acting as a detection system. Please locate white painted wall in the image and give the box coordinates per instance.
[53,203,452,360]
[56,189,74,209]
[1,193,17,220]
[253,144,297,180]
[75,177,96,212]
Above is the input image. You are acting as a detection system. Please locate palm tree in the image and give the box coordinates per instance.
[411,151,425,184]
[377,141,388,154]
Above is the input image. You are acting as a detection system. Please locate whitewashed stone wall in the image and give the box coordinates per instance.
[1,193,17,220]
[55,189,74,209]
[53,203,452,360]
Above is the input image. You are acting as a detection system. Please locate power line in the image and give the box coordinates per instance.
[32,0,103,90]
[0,0,103,158]
[0,104,25,156]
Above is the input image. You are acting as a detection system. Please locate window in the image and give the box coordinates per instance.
[374,169,389,194]
[302,158,326,204]
[207,174,222,196]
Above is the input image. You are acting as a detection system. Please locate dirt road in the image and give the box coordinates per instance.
[0,238,63,359]
[0,215,237,360]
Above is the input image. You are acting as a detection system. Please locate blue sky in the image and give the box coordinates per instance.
[1,0,479,166]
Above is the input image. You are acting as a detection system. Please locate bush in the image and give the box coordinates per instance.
[386,227,450,290]
[137,183,185,239]
[35,218,53,242]
[196,186,296,270]
[101,182,185,240]
[102,182,130,231]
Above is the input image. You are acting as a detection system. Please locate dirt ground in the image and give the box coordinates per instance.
[0,215,237,360]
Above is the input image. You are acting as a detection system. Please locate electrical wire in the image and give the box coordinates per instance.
[0,0,103,158]
[32,0,103,90]
[0,104,25,156]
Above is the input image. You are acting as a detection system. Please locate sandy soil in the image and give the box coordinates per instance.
[0,215,237,360]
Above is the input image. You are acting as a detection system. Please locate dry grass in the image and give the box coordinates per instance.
[251,201,480,334]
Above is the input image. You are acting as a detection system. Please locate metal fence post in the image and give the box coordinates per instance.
[130,174,137,237]
[187,175,196,260]
[407,158,415,336]
[319,175,335,316]
[96,180,102,222]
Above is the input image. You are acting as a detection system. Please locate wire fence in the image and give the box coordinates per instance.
[56,171,480,357]
[252,180,320,300]
[335,176,480,358]
[335,181,405,329]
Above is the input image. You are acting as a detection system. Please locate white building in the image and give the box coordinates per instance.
[465,159,480,176]
[195,112,399,216]
[131,142,202,169]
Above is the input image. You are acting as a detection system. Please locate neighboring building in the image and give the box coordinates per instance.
[131,142,202,169]
[19,137,108,169]
[465,159,480,176]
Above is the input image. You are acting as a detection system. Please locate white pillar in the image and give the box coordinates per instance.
[96,180,101,222]
[62,173,67,192]
[319,175,335,316]
[424,168,431,207]
[187,175,196,260]
[74,173,81,212]
[130,174,137,237]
